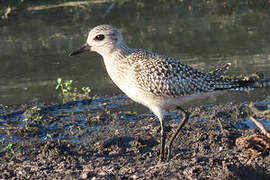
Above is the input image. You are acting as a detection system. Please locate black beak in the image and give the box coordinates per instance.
[69,43,91,56]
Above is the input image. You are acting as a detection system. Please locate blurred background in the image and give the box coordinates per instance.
[0,0,270,105]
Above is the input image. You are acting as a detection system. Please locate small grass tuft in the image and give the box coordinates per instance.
[56,77,91,103]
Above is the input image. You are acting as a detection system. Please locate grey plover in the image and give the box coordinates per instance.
[69,24,270,161]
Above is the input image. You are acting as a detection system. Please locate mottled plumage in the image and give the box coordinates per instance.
[69,24,270,162]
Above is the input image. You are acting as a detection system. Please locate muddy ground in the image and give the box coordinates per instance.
[0,99,270,180]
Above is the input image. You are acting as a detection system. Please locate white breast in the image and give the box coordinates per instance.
[103,57,144,103]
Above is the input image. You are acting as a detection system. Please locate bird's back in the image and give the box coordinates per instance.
[126,49,269,97]
[127,50,223,97]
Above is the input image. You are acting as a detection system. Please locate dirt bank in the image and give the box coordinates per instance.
[0,101,270,179]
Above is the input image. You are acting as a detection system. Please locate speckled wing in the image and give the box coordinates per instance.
[132,50,217,97]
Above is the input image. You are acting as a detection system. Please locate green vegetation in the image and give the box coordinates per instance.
[22,106,44,133]
[7,142,14,153]
[56,77,91,103]
[45,133,53,140]
[0,139,14,154]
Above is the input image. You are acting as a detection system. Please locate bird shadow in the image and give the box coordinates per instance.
[96,135,159,159]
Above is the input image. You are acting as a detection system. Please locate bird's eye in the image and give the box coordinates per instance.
[94,34,105,41]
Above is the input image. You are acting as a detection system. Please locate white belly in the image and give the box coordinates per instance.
[103,58,143,103]
[102,57,225,111]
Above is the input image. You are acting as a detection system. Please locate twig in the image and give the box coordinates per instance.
[216,117,224,132]
[2,7,12,19]
[248,102,270,116]
[249,116,270,139]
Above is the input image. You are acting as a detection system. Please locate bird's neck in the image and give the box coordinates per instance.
[102,43,134,91]
[101,43,133,63]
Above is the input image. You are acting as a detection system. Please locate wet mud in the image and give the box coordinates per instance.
[0,98,270,179]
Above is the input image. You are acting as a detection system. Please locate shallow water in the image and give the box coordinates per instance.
[1,0,270,105]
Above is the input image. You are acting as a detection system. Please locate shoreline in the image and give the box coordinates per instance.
[1,99,269,179]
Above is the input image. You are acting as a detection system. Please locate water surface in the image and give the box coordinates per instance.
[1,0,270,105]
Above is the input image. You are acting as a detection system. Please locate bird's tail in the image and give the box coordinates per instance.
[215,73,270,91]
[235,77,270,90]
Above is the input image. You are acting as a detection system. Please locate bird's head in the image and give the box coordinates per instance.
[69,24,126,57]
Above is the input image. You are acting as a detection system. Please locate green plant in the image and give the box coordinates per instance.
[23,107,43,121]
[22,106,43,132]
[56,77,91,102]
[7,142,14,153]
[7,142,13,149]
[82,86,91,96]
[45,133,53,140]
[56,78,73,97]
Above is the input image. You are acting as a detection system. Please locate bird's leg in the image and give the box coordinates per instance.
[159,119,166,162]
[151,107,167,162]
[166,107,190,161]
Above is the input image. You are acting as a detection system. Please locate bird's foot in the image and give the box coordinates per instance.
[165,143,172,161]
[159,152,166,163]
[159,144,172,162]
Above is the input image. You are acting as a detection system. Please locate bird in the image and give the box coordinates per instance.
[69,24,270,162]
